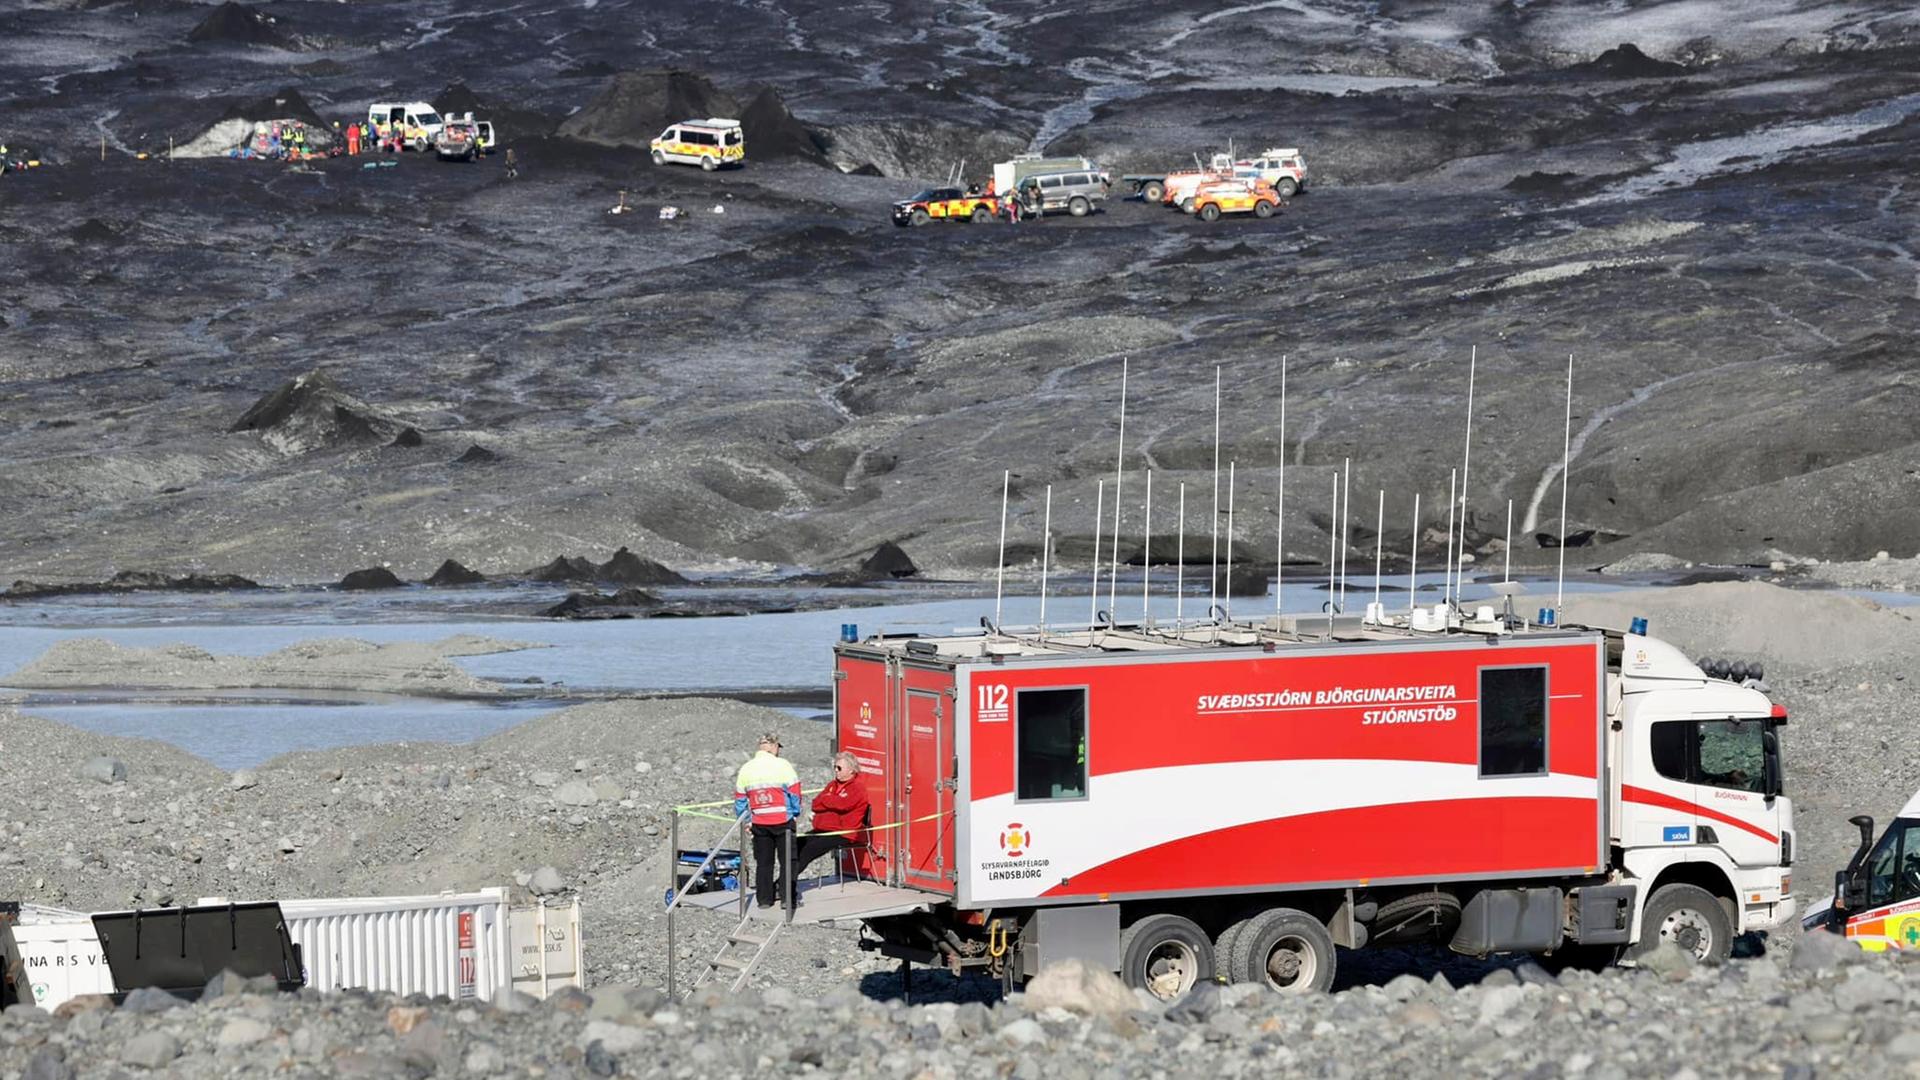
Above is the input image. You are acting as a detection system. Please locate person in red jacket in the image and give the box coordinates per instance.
[791,752,870,887]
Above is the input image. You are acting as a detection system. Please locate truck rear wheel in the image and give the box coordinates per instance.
[971,206,992,223]
[1069,196,1090,217]
[1143,180,1165,202]
[1275,178,1298,197]
[701,155,717,172]
[1253,200,1274,219]
[1199,204,1221,222]
[1231,908,1336,993]
[1120,914,1214,1003]
[1628,883,1732,966]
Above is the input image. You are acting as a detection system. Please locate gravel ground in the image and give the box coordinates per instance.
[5,635,539,697]
[2,580,1917,1076]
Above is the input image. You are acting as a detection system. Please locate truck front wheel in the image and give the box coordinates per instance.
[1275,177,1298,197]
[1120,914,1214,1002]
[1143,180,1165,202]
[1231,908,1336,993]
[1628,883,1732,966]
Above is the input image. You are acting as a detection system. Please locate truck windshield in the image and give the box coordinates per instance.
[1695,719,1766,793]
[416,111,442,127]
[1864,819,1920,909]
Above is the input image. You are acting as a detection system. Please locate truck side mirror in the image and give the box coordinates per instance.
[1761,730,1781,798]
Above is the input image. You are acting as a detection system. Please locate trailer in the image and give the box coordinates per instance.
[817,606,1793,999]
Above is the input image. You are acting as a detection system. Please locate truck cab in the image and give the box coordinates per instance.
[1807,789,1920,950]
[1236,148,1307,197]
[1611,633,1794,959]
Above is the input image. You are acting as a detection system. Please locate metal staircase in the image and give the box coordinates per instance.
[689,913,785,993]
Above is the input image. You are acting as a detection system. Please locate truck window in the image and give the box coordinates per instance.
[1864,820,1920,908]
[1649,721,1689,782]
[1694,720,1765,793]
[1016,688,1086,801]
[1040,176,1062,189]
[1479,666,1547,777]
[725,130,741,146]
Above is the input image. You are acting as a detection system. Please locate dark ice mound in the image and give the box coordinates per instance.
[556,70,741,147]
[600,546,689,585]
[425,560,487,586]
[5,571,259,599]
[1504,171,1577,193]
[529,556,601,583]
[454,444,498,465]
[339,567,405,590]
[218,86,329,130]
[1572,43,1687,79]
[858,540,918,579]
[70,219,123,245]
[740,86,828,164]
[188,2,294,48]
[228,370,409,453]
[540,588,662,618]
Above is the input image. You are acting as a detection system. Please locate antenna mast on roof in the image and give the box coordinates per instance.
[1141,471,1153,622]
[1407,493,1420,613]
[994,470,1010,630]
[1224,462,1236,619]
[1456,345,1477,608]
[1371,489,1384,620]
[1108,358,1129,623]
[1339,457,1351,614]
[1276,355,1287,615]
[1210,365,1221,622]
[1176,483,1187,625]
[1443,468,1457,610]
[1089,479,1104,630]
[1558,354,1574,613]
[1039,484,1054,631]
[1326,473,1338,634]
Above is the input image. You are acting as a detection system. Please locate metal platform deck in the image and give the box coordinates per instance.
[676,879,935,927]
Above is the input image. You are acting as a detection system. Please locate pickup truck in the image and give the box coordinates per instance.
[1124,147,1308,203]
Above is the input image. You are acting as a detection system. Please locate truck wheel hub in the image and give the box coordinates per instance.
[1144,943,1195,1000]
[1661,908,1712,959]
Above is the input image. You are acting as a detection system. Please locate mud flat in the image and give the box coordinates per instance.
[3,634,540,697]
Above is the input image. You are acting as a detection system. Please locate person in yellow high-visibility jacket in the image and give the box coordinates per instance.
[734,732,802,908]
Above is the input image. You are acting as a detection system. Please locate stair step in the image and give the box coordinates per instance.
[713,956,750,972]
[729,932,772,947]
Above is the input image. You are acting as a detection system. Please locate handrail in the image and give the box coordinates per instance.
[661,811,745,918]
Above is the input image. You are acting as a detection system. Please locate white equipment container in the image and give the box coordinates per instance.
[199,889,584,1002]
[0,905,115,1010]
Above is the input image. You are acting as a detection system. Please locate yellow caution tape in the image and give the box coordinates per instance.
[670,791,950,837]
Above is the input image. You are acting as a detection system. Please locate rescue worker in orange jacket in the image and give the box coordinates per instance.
[734,732,803,908]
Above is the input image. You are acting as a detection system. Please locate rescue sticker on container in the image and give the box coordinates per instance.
[1663,825,1691,843]
[976,684,1009,723]
[457,912,477,999]
[979,823,1049,881]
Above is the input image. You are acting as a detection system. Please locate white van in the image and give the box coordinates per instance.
[366,101,445,151]
[650,118,745,171]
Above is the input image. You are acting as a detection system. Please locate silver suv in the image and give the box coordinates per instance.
[1016,168,1112,217]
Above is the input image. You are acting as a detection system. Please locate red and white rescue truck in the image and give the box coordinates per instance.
[832,604,1794,998]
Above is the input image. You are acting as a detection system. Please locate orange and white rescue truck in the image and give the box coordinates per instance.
[670,604,1795,1000]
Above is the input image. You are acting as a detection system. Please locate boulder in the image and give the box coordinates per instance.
[1022,959,1137,1017]
[554,780,598,806]
[339,567,405,590]
[529,866,568,896]
[454,444,499,465]
[78,756,127,784]
[1213,563,1272,600]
